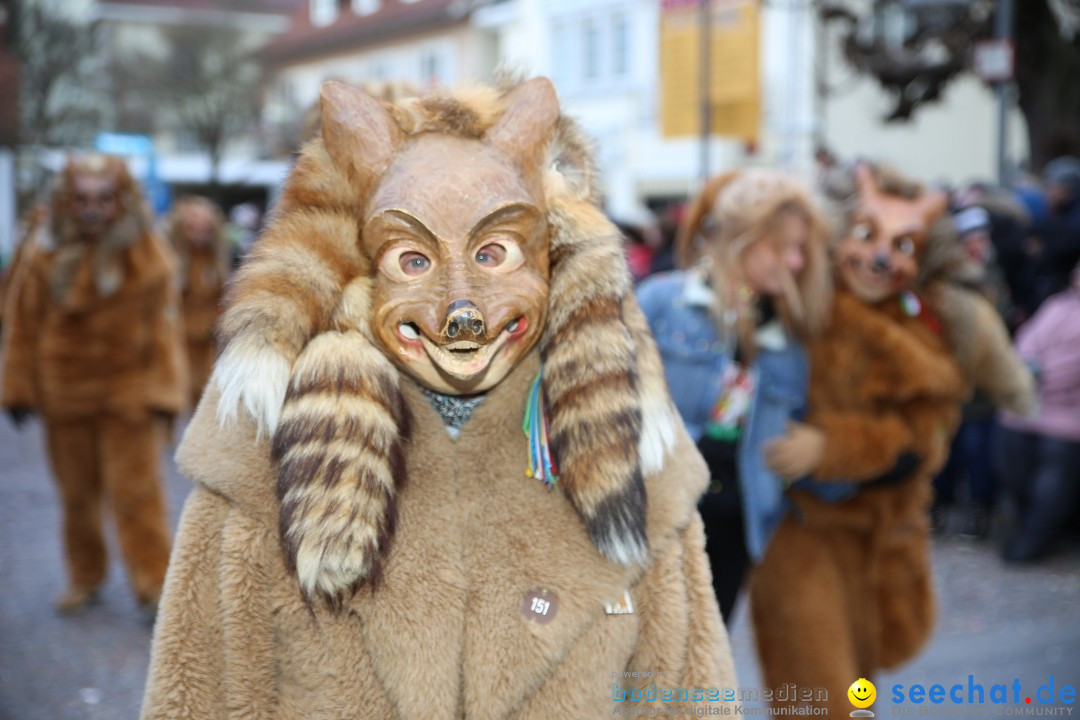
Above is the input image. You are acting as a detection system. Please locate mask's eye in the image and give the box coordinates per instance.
[476,244,506,266]
[475,239,524,271]
[381,246,433,280]
[399,251,431,275]
[852,223,873,243]
[896,236,916,256]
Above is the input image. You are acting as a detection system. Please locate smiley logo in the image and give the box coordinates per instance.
[848,678,877,709]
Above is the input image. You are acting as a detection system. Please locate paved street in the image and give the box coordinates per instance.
[2,415,1079,719]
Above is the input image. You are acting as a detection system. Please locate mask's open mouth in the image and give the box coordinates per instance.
[398,317,526,381]
[846,257,896,292]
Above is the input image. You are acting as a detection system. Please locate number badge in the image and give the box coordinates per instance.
[521,588,559,625]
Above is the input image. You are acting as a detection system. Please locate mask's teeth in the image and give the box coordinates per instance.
[399,323,419,340]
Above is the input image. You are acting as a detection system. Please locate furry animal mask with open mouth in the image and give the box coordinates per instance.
[836,164,947,304]
[211,77,679,606]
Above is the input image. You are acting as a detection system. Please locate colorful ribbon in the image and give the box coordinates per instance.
[523,370,559,490]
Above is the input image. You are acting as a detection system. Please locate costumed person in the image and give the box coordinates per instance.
[141,77,735,718]
[636,168,832,623]
[996,261,1080,562]
[748,164,967,717]
[921,205,1038,536]
[165,195,229,407]
[0,155,187,614]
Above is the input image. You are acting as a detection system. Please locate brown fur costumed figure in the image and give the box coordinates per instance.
[165,195,229,406]
[0,155,187,613]
[748,164,967,716]
[141,78,736,719]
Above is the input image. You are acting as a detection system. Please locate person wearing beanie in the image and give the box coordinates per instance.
[1024,156,1080,312]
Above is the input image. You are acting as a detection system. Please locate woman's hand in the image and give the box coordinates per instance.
[764,421,825,482]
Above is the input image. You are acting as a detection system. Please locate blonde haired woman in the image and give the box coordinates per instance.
[636,168,832,622]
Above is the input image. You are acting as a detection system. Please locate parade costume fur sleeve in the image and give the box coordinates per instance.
[806,290,965,482]
[0,239,46,411]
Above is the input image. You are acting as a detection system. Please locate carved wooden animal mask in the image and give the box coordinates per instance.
[334,82,555,394]
[838,164,947,303]
[212,78,681,605]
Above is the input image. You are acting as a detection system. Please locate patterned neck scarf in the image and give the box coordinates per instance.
[419,387,486,431]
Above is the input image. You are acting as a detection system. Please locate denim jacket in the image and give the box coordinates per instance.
[637,270,811,561]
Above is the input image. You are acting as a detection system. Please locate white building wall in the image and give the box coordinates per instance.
[814,2,1029,185]
[822,74,1028,185]
[274,23,489,110]
[758,0,817,176]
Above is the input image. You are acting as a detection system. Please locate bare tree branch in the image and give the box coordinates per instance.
[11,0,104,146]
[821,0,1080,168]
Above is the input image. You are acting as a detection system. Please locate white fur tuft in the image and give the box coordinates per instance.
[638,400,678,476]
[597,529,648,567]
[211,345,292,436]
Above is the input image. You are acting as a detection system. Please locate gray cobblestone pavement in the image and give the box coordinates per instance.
[2,416,1079,719]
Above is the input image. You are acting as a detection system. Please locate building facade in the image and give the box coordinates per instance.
[259,0,1025,220]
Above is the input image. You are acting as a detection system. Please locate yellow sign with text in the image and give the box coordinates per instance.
[660,0,760,141]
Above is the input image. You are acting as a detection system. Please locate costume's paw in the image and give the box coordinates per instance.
[6,407,32,429]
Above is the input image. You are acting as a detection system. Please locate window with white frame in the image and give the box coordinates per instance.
[582,17,601,80]
[352,0,380,15]
[612,11,629,77]
[310,0,338,27]
[551,20,573,88]
[549,6,634,92]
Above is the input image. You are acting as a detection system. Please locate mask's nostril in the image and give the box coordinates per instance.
[447,322,459,338]
[471,319,484,335]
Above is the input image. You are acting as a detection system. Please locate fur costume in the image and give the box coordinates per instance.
[142,78,734,717]
[749,165,967,717]
[165,196,229,406]
[0,155,187,608]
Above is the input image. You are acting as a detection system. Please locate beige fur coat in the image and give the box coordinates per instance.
[141,351,736,719]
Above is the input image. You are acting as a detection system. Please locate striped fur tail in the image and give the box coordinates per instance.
[271,330,412,607]
[540,117,679,566]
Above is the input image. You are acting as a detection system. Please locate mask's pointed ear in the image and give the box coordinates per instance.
[853,162,881,203]
[487,77,560,167]
[321,81,404,182]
